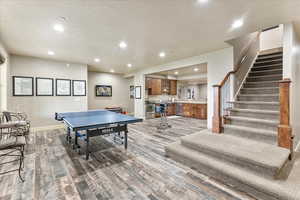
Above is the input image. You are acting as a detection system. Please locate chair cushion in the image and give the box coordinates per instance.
[0,136,26,150]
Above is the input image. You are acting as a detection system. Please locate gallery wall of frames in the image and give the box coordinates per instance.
[12,76,86,97]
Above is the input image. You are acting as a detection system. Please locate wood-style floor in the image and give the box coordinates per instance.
[0,117,254,200]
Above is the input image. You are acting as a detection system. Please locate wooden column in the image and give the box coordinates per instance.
[212,85,222,133]
[278,79,293,152]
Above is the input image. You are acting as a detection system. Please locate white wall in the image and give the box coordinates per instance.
[226,31,259,67]
[260,25,283,51]
[88,72,134,114]
[8,55,88,127]
[127,47,234,127]
[0,40,9,111]
[282,23,300,150]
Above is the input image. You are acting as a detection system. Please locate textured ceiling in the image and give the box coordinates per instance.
[1,0,300,74]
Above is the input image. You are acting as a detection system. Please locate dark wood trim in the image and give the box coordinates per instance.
[72,80,86,96]
[55,79,71,96]
[36,77,54,96]
[95,85,112,97]
[12,76,34,96]
[278,79,293,154]
[212,85,222,133]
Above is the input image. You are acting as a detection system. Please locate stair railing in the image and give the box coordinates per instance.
[212,33,261,133]
[212,73,233,133]
[278,79,293,155]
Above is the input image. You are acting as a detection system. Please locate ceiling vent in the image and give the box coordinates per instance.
[0,54,5,65]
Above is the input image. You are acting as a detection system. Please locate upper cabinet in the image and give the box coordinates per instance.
[169,80,177,95]
[146,78,177,96]
[147,78,162,95]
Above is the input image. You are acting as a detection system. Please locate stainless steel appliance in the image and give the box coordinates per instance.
[145,101,155,119]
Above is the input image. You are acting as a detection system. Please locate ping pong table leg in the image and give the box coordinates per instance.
[85,133,90,160]
[66,127,71,143]
[124,125,128,150]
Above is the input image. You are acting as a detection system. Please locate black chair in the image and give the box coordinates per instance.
[0,117,26,182]
[2,111,30,143]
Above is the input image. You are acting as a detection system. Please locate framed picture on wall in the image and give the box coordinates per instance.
[95,85,112,97]
[12,76,34,96]
[72,80,86,96]
[56,79,71,96]
[36,77,54,96]
[130,85,134,99]
[135,86,141,99]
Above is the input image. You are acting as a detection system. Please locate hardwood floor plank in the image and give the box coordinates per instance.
[0,117,253,200]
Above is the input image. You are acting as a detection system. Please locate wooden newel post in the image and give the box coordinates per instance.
[278,79,293,152]
[212,85,222,133]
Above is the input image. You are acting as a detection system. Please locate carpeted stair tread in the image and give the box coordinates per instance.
[180,132,289,176]
[242,87,279,90]
[245,80,280,84]
[223,124,277,137]
[224,116,279,125]
[250,69,282,74]
[255,59,282,64]
[252,64,282,69]
[239,94,279,97]
[229,108,279,115]
[228,101,279,105]
[165,141,295,200]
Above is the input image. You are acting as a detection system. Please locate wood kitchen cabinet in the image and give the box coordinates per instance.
[193,104,207,119]
[146,77,177,96]
[169,80,177,95]
[182,103,207,119]
[147,78,162,95]
[167,104,176,116]
[183,103,192,117]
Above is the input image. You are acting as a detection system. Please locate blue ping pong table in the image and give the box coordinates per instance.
[55,110,143,160]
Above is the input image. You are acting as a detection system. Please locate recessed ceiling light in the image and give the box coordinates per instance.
[174,71,179,75]
[194,68,199,72]
[110,69,115,73]
[232,19,244,29]
[159,52,166,58]
[53,24,64,33]
[127,63,132,68]
[197,0,208,3]
[94,58,100,63]
[119,41,127,49]
[48,50,55,55]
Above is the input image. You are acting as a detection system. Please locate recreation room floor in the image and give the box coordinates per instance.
[0,117,255,200]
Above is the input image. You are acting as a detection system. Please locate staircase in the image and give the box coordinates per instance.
[165,50,297,200]
[225,51,283,145]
